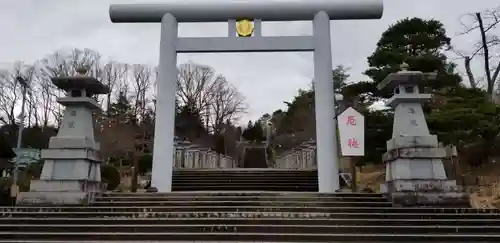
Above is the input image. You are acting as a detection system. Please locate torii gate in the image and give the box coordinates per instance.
[109,0,383,193]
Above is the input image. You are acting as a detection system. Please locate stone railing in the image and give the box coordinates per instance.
[174,141,236,169]
[275,141,317,169]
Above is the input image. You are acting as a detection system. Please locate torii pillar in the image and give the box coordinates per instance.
[109,0,383,192]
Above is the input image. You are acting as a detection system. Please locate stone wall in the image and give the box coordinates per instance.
[174,141,236,169]
[274,140,352,171]
[275,142,317,169]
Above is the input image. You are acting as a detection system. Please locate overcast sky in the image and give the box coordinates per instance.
[0,0,498,123]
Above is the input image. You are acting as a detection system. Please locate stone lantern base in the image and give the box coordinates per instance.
[380,137,469,207]
[17,138,104,205]
[381,179,469,207]
[17,180,103,205]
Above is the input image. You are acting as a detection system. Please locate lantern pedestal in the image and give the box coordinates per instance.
[378,67,468,207]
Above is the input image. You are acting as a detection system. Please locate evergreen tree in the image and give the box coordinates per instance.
[242,120,266,142]
[108,92,135,123]
[242,121,254,141]
[175,105,206,139]
[252,122,265,142]
[366,17,460,93]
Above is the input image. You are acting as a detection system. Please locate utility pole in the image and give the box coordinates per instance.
[12,76,28,198]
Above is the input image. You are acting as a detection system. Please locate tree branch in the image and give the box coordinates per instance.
[464,56,477,88]
[476,12,494,95]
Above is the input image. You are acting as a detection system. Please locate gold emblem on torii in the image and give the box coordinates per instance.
[236,19,254,37]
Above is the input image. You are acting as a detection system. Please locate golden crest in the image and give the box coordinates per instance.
[236,19,254,37]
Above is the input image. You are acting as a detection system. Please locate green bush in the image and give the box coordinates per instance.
[0,177,12,192]
[17,160,44,191]
[101,164,120,191]
[138,154,153,174]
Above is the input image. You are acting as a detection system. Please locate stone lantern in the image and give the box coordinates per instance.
[377,64,468,206]
[18,68,109,205]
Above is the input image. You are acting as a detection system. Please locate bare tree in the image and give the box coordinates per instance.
[37,48,103,127]
[39,49,97,77]
[210,76,246,135]
[31,66,55,127]
[176,63,218,115]
[101,61,128,115]
[131,64,153,122]
[457,6,500,97]
[39,48,102,79]
[114,68,130,103]
[26,82,41,127]
[0,62,36,125]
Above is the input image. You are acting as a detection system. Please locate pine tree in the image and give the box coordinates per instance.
[108,92,135,124]
[175,105,206,139]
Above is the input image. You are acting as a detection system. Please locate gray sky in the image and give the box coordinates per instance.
[0,0,498,123]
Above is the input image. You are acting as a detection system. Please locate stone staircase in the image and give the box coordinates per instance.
[0,169,499,242]
[172,169,322,191]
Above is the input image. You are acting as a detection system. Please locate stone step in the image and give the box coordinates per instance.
[170,187,318,192]
[171,176,317,179]
[3,224,500,234]
[170,178,318,180]
[171,175,317,178]
[170,188,318,192]
[171,176,317,178]
[0,241,421,243]
[1,206,495,214]
[89,201,390,207]
[171,179,318,182]
[171,173,318,178]
[172,173,318,176]
[170,185,317,187]
[168,188,319,192]
[172,185,318,191]
[0,241,440,243]
[2,211,499,219]
[0,231,499,242]
[170,182,317,186]
[172,177,317,180]
[0,240,446,243]
[101,192,380,197]
[2,217,500,226]
[94,196,386,202]
[170,181,317,184]
[172,169,318,172]
[171,181,317,185]
[90,201,391,207]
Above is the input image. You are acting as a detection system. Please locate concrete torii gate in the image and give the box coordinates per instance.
[109,0,383,193]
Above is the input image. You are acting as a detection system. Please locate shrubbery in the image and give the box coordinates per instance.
[101,163,120,191]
